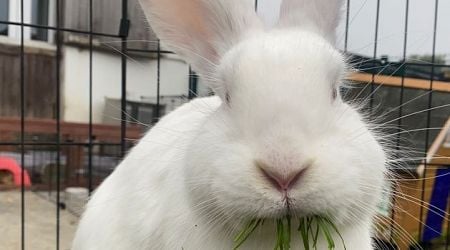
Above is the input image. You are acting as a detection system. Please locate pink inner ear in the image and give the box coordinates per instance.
[166,0,207,39]
[152,0,218,62]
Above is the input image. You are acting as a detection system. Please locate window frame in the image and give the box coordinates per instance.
[0,0,9,36]
[1,0,56,44]
[31,0,50,42]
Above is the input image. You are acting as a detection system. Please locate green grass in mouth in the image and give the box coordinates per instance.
[233,216,346,250]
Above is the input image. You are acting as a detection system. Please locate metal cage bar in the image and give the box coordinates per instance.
[418,0,440,243]
[55,0,62,248]
[20,0,25,249]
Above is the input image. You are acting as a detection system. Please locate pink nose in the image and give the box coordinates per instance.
[258,164,308,192]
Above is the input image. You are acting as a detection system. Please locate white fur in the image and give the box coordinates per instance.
[73,0,386,249]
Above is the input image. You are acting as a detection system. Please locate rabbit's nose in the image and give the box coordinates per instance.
[257,162,308,192]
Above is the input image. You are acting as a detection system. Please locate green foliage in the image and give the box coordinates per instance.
[407,54,450,76]
[408,54,446,64]
[233,216,346,250]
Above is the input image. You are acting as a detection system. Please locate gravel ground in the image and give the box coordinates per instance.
[0,191,79,250]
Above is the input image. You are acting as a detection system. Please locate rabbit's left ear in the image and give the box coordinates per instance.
[139,0,262,84]
[277,0,344,44]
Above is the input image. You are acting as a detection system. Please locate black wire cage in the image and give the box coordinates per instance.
[0,0,449,249]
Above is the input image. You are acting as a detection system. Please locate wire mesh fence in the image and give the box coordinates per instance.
[0,0,449,249]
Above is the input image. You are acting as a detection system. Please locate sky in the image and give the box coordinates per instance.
[257,0,450,62]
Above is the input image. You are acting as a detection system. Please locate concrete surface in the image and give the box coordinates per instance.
[0,191,79,250]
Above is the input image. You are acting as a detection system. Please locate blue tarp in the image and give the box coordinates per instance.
[422,168,450,242]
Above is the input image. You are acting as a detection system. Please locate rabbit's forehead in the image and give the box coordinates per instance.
[220,31,345,91]
[219,31,345,110]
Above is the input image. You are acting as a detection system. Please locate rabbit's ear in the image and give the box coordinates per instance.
[277,0,344,44]
[140,0,262,80]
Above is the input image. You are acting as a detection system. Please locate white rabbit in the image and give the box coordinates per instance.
[72,0,387,249]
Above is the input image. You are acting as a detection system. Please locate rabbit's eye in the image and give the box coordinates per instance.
[332,87,338,101]
[225,92,231,105]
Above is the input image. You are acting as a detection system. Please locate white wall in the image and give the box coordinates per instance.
[63,46,190,123]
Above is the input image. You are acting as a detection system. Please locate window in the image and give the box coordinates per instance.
[127,101,166,125]
[0,0,8,36]
[0,0,53,43]
[31,0,49,41]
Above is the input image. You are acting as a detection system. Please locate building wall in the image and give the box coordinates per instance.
[62,46,190,123]
[64,0,158,51]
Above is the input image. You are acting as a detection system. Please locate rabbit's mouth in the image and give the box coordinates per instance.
[242,198,322,222]
[265,208,321,221]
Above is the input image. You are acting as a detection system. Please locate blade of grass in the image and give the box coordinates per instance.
[323,217,347,250]
[284,216,291,249]
[312,217,320,249]
[275,219,280,250]
[234,219,256,243]
[317,217,335,250]
[233,219,262,250]
[299,218,310,250]
[275,219,284,250]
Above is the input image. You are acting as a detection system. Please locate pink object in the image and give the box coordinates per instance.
[0,157,32,187]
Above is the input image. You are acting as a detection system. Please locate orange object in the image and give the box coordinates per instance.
[0,157,31,187]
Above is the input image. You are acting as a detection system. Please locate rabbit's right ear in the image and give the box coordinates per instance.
[139,0,262,86]
[277,0,344,44]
